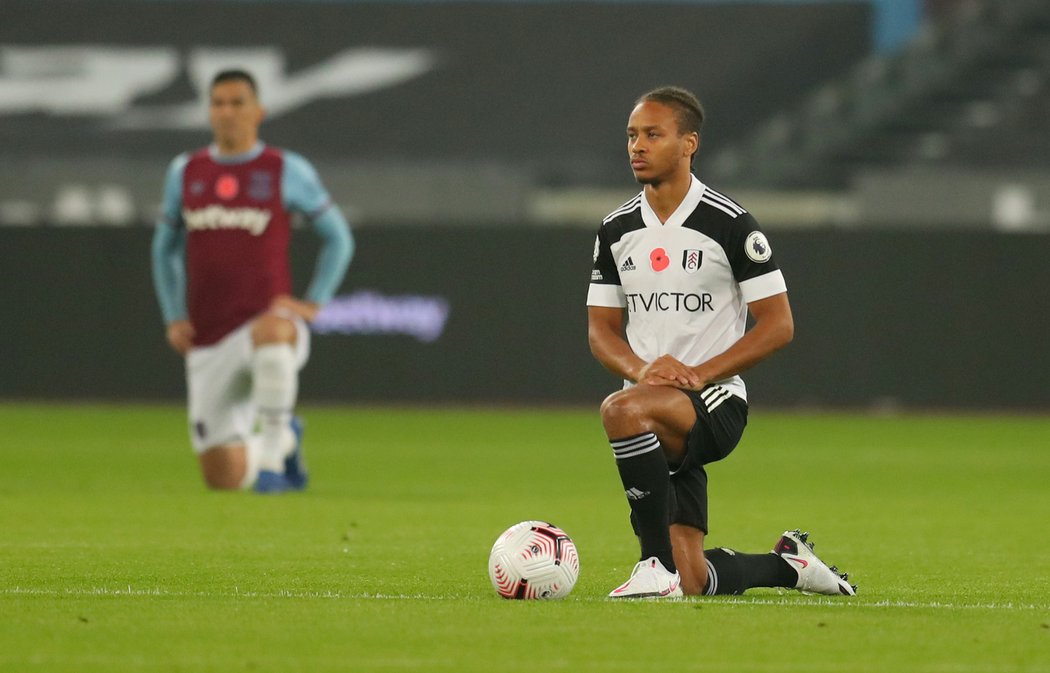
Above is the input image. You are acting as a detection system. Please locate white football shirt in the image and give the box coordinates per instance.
[587,175,787,401]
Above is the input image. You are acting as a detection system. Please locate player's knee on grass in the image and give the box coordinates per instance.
[198,444,247,490]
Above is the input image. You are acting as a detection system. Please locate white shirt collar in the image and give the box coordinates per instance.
[208,141,265,164]
[640,174,705,228]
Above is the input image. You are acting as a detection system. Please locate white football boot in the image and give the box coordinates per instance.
[773,529,857,596]
[608,557,683,599]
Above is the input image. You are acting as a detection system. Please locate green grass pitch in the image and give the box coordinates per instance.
[1,404,1048,672]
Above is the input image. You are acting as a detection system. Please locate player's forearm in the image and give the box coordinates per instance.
[150,222,188,323]
[304,208,354,304]
[693,309,793,384]
[588,327,646,382]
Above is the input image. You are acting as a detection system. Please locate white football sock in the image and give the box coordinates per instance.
[251,343,299,472]
[240,437,264,490]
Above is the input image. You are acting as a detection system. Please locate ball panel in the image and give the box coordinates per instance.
[488,521,579,600]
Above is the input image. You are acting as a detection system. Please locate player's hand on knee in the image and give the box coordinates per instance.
[269,295,320,323]
[639,355,702,389]
[165,320,195,356]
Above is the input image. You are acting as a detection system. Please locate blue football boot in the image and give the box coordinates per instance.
[254,416,308,493]
[283,415,308,490]
[254,469,293,493]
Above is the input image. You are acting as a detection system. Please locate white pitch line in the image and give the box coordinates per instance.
[2,586,1049,612]
[698,596,1050,611]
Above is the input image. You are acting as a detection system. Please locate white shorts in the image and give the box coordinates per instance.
[185,316,310,454]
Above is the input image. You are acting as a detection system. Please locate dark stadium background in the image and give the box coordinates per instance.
[1,0,1047,409]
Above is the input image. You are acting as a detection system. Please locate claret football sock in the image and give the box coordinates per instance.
[610,432,675,572]
[252,343,299,470]
[703,547,798,595]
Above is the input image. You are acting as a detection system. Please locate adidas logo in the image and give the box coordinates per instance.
[620,256,636,272]
[625,487,650,501]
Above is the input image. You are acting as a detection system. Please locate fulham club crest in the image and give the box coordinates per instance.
[682,249,702,274]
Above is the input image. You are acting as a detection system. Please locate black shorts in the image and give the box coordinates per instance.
[630,385,748,535]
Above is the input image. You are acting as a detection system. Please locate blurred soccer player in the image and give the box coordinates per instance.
[152,69,353,493]
[587,86,856,597]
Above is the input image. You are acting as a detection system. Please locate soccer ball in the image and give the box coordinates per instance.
[488,520,580,599]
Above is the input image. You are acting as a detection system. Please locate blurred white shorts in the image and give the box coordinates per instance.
[184,315,309,454]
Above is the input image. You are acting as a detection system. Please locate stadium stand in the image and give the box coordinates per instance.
[710,0,1050,188]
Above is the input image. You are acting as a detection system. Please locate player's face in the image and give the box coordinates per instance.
[626,102,697,185]
[209,80,264,153]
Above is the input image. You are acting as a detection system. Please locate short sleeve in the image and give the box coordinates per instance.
[586,224,626,307]
[725,213,787,303]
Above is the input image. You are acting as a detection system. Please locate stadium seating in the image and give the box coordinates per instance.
[710,0,1050,188]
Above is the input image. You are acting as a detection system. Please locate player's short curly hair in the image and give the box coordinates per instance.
[210,69,258,96]
[637,86,705,138]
